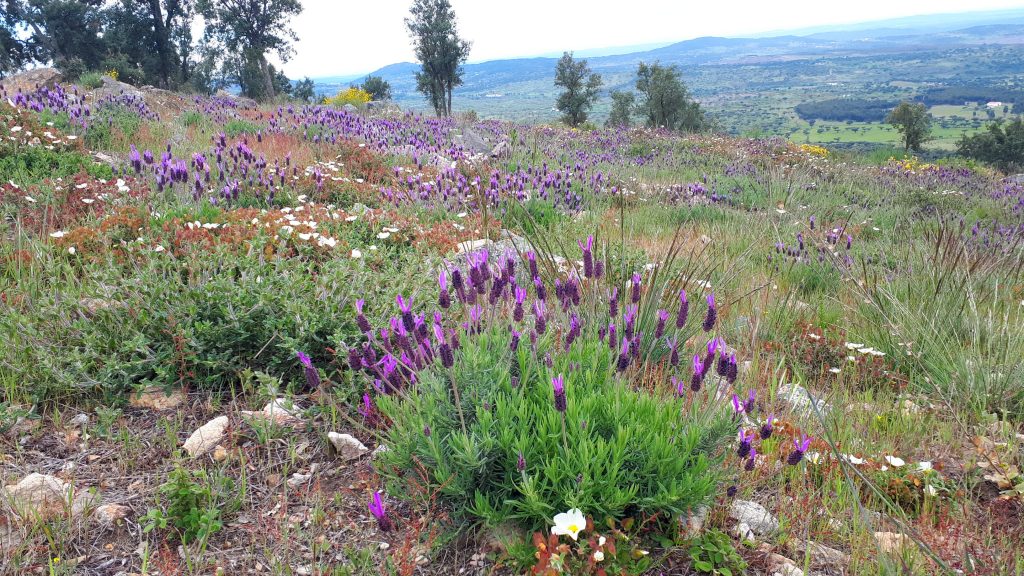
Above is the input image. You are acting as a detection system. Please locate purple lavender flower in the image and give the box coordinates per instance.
[438,270,451,309]
[435,324,454,368]
[552,374,567,413]
[702,293,717,332]
[533,300,547,334]
[452,268,467,303]
[760,414,774,440]
[809,215,816,230]
[513,286,527,321]
[667,335,680,367]
[655,309,669,340]
[673,376,686,397]
[510,328,521,352]
[726,353,738,384]
[787,434,812,465]
[631,273,642,304]
[617,338,631,372]
[579,236,594,278]
[396,294,414,331]
[296,351,321,388]
[743,389,756,414]
[726,485,738,497]
[609,287,619,319]
[608,323,618,351]
[744,448,757,472]
[516,452,526,472]
[737,429,754,458]
[533,276,547,301]
[594,260,605,279]
[355,299,372,334]
[731,394,744,415]
[691,354,704,392]
[676,290,689,329]
[368,491,393,532]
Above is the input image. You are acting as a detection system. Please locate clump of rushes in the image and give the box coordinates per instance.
[366,241,742,529]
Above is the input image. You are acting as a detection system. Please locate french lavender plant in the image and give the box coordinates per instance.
[364,240,749,529]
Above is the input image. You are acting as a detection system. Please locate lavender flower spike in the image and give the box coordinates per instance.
[296,351,321,389]
[552,374,567,413]
[676,289,689,329]
[702,293,717,332]
[355,299,372,334]
[787,434,813,466]
[438,270,451,309]
[368,491,393,532]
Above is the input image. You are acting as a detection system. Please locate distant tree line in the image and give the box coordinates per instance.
[795,98,896,123]
[918,86,1023,107]
[0,0,319,103]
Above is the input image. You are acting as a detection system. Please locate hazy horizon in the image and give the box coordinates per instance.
[274,1,1024,79]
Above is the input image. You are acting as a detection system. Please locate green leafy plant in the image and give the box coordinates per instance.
[143,465,238,546]
[78,72,105,90]
[375,328,735,529]
[688,529,747,576]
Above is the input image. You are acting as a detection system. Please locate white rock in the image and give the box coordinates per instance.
[730,499,779,536]
[778,382,830,416]
[327,432,368,461]
[182,416,229,458]
[287,473,312,489]
[874,532,910,554]
[243,399,302,427]
[787,539,850,568]
[734,521,756,542]
[68,413,90,427]
[2,473,95,522]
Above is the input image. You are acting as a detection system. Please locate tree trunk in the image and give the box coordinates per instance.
[146,0,172,88]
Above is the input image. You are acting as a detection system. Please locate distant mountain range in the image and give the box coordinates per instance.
[312,8,1024,125]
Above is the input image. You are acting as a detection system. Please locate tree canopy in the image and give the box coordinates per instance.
[405,0,470,117]
[957,118,1024,173]
[554,52,602,128]
[886,101,932,152]
[635,62,707,132]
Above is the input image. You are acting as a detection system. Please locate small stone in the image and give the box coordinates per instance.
[130,386,186,410]
[182,416,229,458]
[94,503,130,528]
[68,413,90,427]
[730,499,779,536]
[734,521,756,542]
[287,473,312,489]
[874,532,910,554]
[212,445,229,462]
[327,432,368,461]
[242,399,302,427]
[787,539,850,568]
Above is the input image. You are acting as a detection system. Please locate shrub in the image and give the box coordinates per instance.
[367,241,737,532]
[0,147,109,185]
[143,465,239,545]
[376,329,734,527]
[327,87,372,109]
[223,119,260,137]
[78,72,105,90]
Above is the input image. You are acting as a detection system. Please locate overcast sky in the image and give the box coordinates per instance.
[276,0,1024,78]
